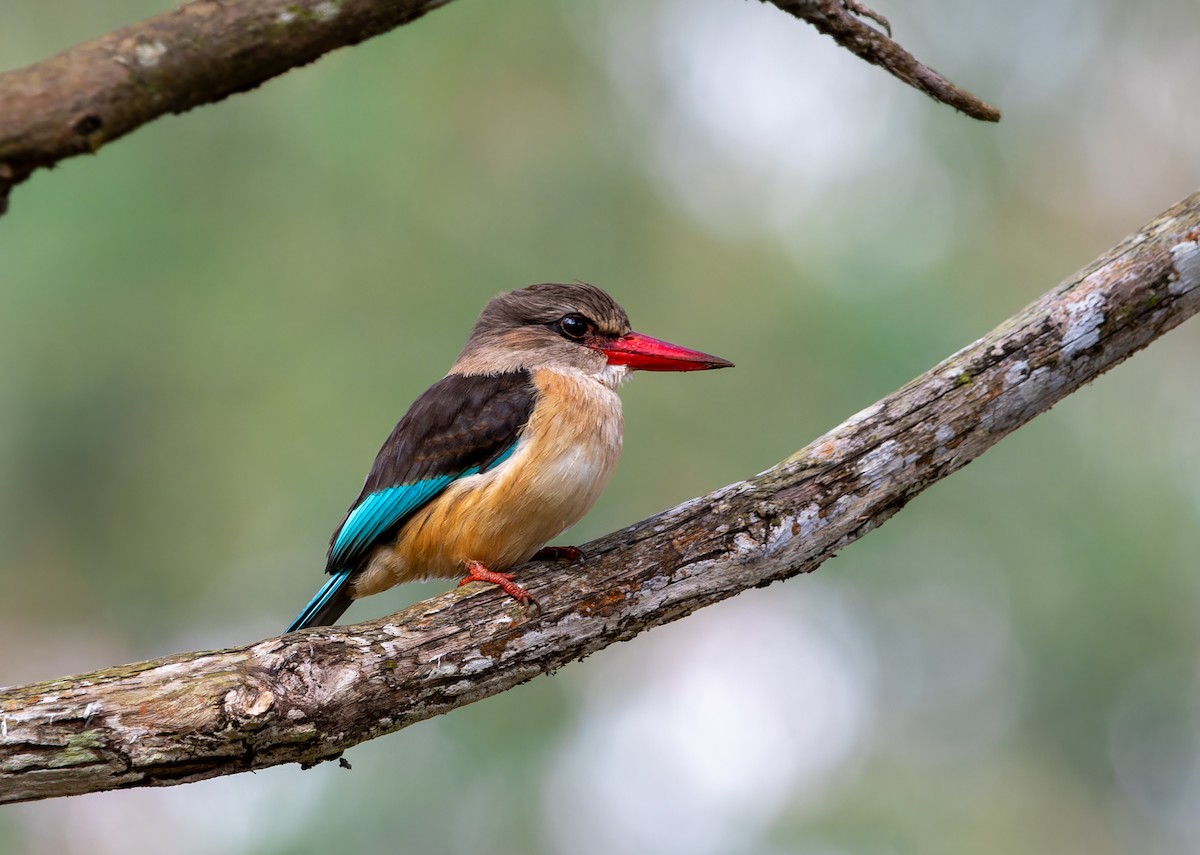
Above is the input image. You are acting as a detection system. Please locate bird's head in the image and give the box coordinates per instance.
[452,283,733,384]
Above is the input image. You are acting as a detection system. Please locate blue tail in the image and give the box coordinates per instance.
[286,570,355,632]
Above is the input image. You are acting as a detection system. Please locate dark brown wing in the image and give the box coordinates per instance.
[326,370,536,574]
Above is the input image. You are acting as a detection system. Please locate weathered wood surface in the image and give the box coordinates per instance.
[2,191,1197,805]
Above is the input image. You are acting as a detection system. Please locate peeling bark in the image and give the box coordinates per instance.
[2,191,1198,805]
[0,0,997,214]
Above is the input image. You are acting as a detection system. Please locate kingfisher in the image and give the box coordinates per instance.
[286,283,732,632]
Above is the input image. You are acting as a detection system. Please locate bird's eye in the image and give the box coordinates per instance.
[555,313,593,341]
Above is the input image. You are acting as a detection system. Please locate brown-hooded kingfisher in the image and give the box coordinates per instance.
[286,283,733,631]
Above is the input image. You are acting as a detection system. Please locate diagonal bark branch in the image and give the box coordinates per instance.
[2,191,1198,805]
[768,0,1001,122]
[0,0,997,216]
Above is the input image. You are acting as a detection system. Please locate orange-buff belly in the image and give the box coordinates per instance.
[350,368,623,597]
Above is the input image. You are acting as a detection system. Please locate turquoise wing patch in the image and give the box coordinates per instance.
[328,475,456,571]
[327,441,520,572]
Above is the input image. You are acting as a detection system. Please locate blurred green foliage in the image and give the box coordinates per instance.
[2,0,1200,852]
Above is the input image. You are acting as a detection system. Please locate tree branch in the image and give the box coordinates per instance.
[2,191,1198,804]
[0,0,449,215]
[0,0,997,216]
[768,0,1001,122]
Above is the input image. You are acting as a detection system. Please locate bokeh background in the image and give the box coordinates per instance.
[3,0,1200,852]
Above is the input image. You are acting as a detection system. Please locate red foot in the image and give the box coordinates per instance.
[458,560,539,612]
[533,545,585,563]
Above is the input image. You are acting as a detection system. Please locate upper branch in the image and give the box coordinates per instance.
[0,0,449,214]
[2,191,1198,805]
[768,0,1001,121]
[0,0,996,215]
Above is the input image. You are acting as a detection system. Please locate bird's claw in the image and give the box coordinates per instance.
[459,561,540,615]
